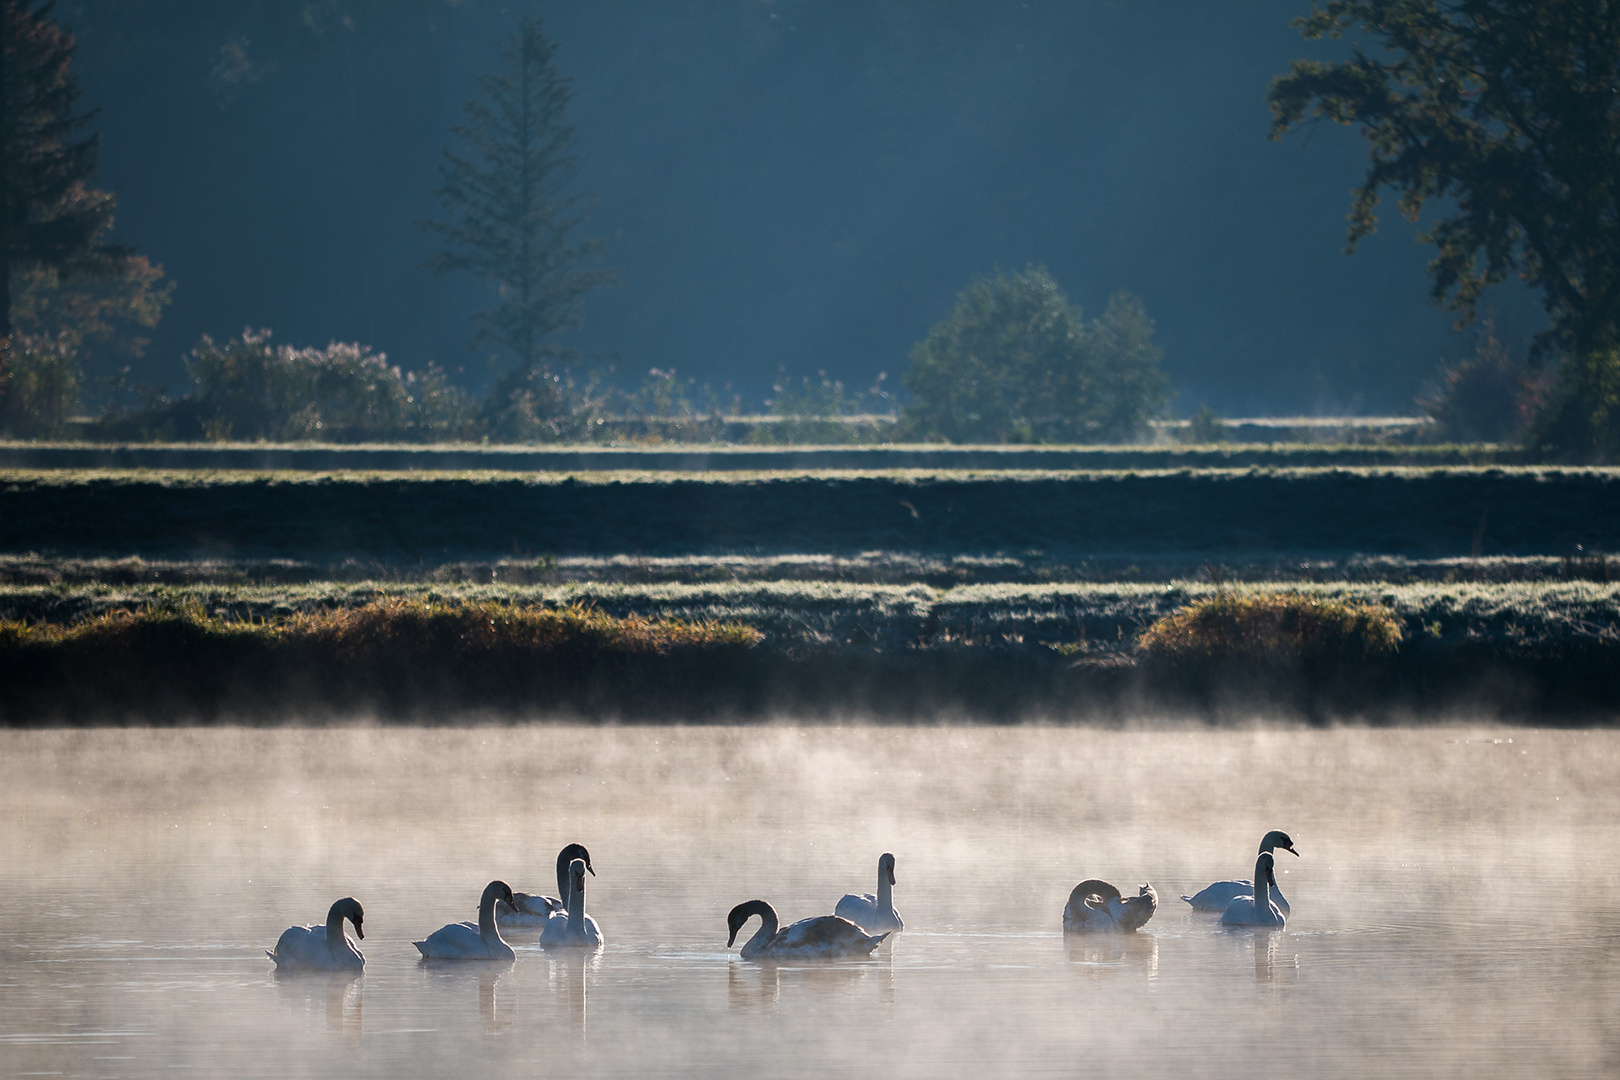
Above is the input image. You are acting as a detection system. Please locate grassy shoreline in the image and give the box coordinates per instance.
[3,585,1615,724]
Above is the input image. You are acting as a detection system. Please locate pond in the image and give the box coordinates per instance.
[1,724,1616,1078]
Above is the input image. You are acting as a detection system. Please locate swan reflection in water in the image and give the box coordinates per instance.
[479,967,514,1033]
[1066,930,1160,979]
[726,957,883,1013]
[547,951,598,1043]
[1252,930,1297,986]
[273,969,363,1039]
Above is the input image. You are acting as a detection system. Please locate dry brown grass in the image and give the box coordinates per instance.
[0,597,759,653]
[1136,591,1402,666]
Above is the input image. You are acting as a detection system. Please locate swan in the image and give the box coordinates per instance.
[1182,830,1299,913]
[1063,879,1158,932]
[414,881,518,960]
[1220,851,1287,928]
[835,852,904,933]
[498,843,594,927]
[727,900,889,960]
[267,897,365,971]
[541,859,604,948]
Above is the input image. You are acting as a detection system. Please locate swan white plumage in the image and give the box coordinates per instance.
[414,881,518,960]
[1063,879,1158,932]
[1183,830,1298,913]
[267,897,365,971]
[727,900,888,960]
[497,843,593,927]
[1220,851,1287,928]
[835,852,904,933]
[540,859,604,948]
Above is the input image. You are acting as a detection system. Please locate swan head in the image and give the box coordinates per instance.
[482,880,516,908]
[558,843,595,877]
[568,858,588,896]
[1255,851,1279,889]
[880,852,896,886]
[1260,830,1299,857]
[330,897,365,940]
[726,900,775,947]
[1114,884,1158,931]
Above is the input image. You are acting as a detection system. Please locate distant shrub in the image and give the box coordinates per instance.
[177,329,472,442]
[1419,318,1532,442]
[1179,404,1231,444]
[0,334,82,438]
[1137,592,1402,667]
[903,266,1168,444]
[479,364,610,442]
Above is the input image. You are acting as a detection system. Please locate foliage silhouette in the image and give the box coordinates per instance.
[1269,0,1620,459]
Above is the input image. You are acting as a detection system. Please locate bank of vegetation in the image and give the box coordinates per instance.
[0,582,1614,723]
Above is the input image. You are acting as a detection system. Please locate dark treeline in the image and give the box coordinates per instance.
[1,1,1615,452]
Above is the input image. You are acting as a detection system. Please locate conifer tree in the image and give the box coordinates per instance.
[0,1,119,345]
[420,16,615,377]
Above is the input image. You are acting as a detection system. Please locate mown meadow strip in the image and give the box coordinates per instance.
[2,467,1619,558]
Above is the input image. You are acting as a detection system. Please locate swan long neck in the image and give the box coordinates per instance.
[566,863,586,935]
[747,907,778,954]
[479,885,503,942]
[1253,853,1274,911]
[325,905,348,952]
[877,864,893,916]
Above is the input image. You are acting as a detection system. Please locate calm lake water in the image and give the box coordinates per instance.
[1,724,1617,1079]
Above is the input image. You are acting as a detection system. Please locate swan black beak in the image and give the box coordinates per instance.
[355,924,365,940]
[1283,845,1300,856]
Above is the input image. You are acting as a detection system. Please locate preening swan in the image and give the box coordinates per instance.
[1183,830,1298,913]
[267,897,365,971]
[1220,851,1286,928]
[414,881,518,960]
[1063,880,1158,932]
[498,843,594,927]
[727,900,888,960]
[541,859,604,948]
[835,852,904,934]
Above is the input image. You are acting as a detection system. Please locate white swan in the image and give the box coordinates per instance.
[540,859,604,948]
[727,900,889,960]
[267,897,365,971]
[835,852,904,933]
[1183,830,1298,913]
[498,843,594,927]
[414,881,518,960]
[1220,851,1287,928]
[1063,879,1158,932]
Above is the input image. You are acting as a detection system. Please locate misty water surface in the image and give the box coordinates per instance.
[1,725,1616,1078]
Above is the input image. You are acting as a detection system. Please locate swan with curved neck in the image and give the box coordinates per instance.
[1220,851,1287,927]
[1183,830,1299,913]
[1063,879,1158,932]
[541,859,604,947]
[499,843,595,926]
[267,897,365,971]
[414,881,518,960]
[727,900,888,960]
[835,852,904,933]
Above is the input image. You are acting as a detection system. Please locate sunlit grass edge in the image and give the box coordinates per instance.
[1137,592,1404,665]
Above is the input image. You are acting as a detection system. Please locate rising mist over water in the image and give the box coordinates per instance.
[3,724,1616,1078]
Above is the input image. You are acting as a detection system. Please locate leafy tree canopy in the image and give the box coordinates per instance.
[1268,0,1620,457]
[903,267,1168,444]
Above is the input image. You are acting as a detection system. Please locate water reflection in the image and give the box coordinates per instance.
[1066,931,1160,979]
[729,960,780,1012]
[546,951,596,1043]
[1250,929,1297,986]
[274,970,363,1038]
